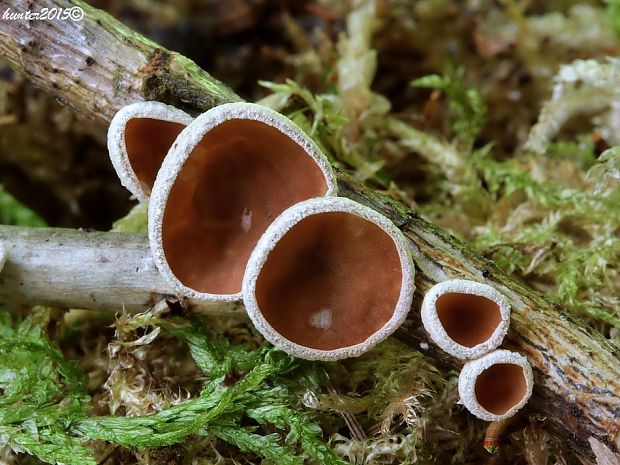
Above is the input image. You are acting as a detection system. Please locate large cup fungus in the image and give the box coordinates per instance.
[458,350,533,421]
[108,101,193,202]
[149,102,337,301]
[421,279,511,359]
[242,197,415,360]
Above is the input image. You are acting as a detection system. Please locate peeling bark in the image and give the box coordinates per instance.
[0,0,619,461]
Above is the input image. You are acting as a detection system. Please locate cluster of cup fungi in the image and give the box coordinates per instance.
[107,100,533,426]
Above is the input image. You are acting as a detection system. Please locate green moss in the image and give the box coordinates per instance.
[111,203,147,233]
[0,311,349,464]
[0,184,46,227]
[0,311,93,465]
[141,49,240,115]
[411,67,487,153]
[606,0,620,37]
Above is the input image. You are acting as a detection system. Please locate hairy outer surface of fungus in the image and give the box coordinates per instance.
[421,279,511,359]
[149,102,337,301]
[108,101,193,202]
[458,350,533,422]
[243,197,415,360]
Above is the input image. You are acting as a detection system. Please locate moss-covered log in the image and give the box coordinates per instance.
[1,0,619,462]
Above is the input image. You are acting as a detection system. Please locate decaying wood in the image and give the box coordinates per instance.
[0,0,239,123]
[1,0,619,462]
[0,226,244,314]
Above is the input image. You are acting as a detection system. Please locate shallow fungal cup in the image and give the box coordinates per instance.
[458,349,533,421]
[421,279,533,421]
[242,196,415,361]
[108,101,193,202]
[421,279,511,359]
[149,102,337,302]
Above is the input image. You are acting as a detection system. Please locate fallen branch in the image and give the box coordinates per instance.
[0,225,244,314]
[0,0,238,123]
[1,0,619,461]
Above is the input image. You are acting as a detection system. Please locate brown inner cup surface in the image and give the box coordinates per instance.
[125,118,186,195]
[162,119,329,294]
[435,293,502,347]
[474,363,527,415]
[254,211,403,351]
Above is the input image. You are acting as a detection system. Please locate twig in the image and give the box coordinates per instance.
[0,225,244,315]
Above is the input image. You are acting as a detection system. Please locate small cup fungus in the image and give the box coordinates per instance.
[242,197,415,360]
[108,101,193,202]
[421,279,511,359]
[458,349,533,421]
[149,102,337,301]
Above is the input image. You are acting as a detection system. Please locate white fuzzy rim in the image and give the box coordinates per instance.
[0,241,5,273]
[458,349,534,421]
[242,197,415,361]
[421,279,511,359]
[108,101,193,202]
[149,102,338,302]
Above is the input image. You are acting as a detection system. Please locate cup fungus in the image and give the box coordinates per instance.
[458,349,533,421]
[421,279,511,359]
[242,197,415,360]
[149,102,337,301]
[108,101,193,202]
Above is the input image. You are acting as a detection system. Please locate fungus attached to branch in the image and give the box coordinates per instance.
[242,197,415,360]
[149,103,337,301]
[458,350,533,421]
[421,279,511,359]
[108,101,193,202]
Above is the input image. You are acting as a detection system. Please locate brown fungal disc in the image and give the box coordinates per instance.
[474,363,528,415]
[124,118,186,195]
[459,350,533,420]
[435,293,502,348]
[162,119,331,295]
[254,211,403,351]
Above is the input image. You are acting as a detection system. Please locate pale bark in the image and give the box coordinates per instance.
[1,0,619,461]
[0,225,244,314]
[0,0,239,123]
